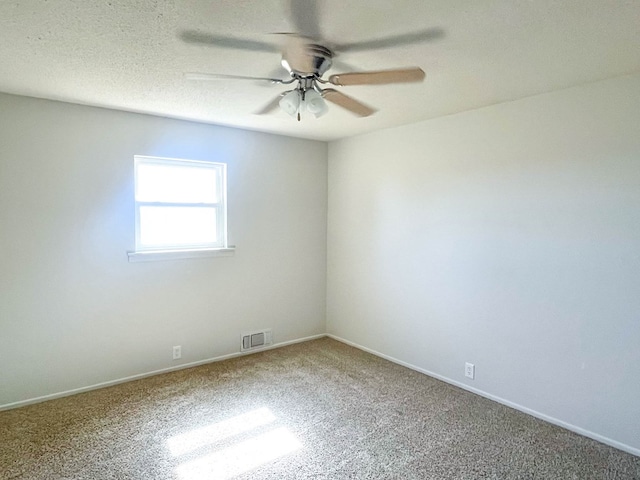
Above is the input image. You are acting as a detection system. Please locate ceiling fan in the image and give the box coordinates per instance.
[180,1,444,120]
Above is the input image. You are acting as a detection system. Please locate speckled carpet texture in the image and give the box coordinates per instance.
[1,338,639,479]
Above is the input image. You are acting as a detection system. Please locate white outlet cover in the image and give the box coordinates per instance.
[173,345,182,360]
[465,362,475,379]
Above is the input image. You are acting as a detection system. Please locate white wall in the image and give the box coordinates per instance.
[3,73,639,455]
[327,73,640,453]
[0,93,327,407]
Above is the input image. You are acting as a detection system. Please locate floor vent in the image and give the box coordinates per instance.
[241,329,273,351]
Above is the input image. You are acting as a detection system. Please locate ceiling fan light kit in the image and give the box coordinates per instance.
[304,89,328,117]
[279,81,329,121]
[181,1,443,121]
[279,90,301,117]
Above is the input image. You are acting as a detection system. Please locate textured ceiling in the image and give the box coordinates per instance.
[0,1,639,141]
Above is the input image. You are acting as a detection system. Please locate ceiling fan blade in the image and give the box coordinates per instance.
[334,27,444,52]
[322,89,376,117]
[328,68,425,86]
[332,59,360,73]
[255,93,286,115]
[179,30,279,53]
[282,35,315,73]
[267,65,291,80]
[290,0,322,39]
[185,72,286,83]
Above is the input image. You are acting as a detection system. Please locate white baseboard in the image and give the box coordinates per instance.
[0,333,327,412]
[327,333,640,458]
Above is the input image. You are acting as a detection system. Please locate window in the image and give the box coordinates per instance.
[129,156,231,261]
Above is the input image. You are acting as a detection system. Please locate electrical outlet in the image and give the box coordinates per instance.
[173,345,182,360]
[465,362,475,379]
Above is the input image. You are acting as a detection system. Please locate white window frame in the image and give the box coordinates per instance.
[128,156,233,262]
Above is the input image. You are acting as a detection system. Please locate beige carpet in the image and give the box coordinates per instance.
[1,338,639,479]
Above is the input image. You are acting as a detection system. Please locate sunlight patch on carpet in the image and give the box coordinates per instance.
[174,426,302,480]
[167,407,276,456]
[167,407,302,479]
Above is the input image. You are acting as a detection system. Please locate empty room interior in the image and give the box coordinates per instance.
[1,1,639,478]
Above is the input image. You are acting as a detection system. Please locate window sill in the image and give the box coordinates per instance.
[127,247,235,263]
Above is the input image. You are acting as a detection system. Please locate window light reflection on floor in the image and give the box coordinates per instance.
[167,407,276,457]
[175,427,302,480]
[167,407,302,480]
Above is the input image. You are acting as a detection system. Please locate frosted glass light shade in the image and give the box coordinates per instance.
[304,89,328,118]
[279,90,300,117]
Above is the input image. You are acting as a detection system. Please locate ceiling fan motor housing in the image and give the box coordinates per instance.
[307,44,333,76]
[282,40,333,77]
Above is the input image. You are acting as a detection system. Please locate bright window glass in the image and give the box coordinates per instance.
[136,164,219,204]
[134,156,227,252]
[139,206,218,247]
